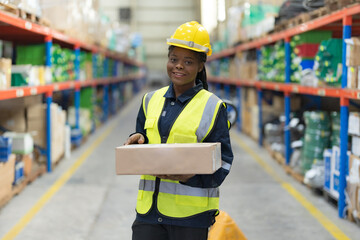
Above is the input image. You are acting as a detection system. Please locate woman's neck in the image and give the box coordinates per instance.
[173,82,196,98]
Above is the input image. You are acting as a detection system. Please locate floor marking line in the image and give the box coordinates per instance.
[232,134,350,240]
[2,121,118,240]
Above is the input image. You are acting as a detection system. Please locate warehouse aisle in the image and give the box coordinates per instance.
[0,89,360,240]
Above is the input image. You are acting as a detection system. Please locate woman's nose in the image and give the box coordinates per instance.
[176,63,183,69]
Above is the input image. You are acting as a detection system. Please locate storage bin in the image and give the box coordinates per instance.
[0,137,12,162]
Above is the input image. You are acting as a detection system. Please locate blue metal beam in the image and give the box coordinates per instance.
[338,16,352,218]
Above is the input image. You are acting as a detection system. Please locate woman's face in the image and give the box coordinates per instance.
[167,47,204,92]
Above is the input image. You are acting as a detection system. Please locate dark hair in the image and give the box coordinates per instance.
[168,46,208,90]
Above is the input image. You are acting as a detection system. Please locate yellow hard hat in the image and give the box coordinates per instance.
[167,21,212,56]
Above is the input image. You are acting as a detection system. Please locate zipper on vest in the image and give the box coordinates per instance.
[153,177,161,212]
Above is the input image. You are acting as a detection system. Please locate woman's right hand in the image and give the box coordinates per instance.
[124,133,145,145]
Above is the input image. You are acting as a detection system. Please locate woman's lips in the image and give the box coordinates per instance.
[173,72,185,77]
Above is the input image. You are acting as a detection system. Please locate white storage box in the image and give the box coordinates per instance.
[3,132,34,155]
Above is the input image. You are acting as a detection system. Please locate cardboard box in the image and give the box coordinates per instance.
[358,66,360,90]
[348,66,358,89]
[26,103,66,164]
[348,112,360,136]
[352,136,360,157]
[20,153,33,177]
[0,109,26,132]
[0,95,42,110]
[27,104,45,120]
[272,95,301,112]
[0,58,11,90]
[0,154,15,201]
[246,88,257,107]
[345,38,360,66]
[115,143,221,175]
[347,155,360,213]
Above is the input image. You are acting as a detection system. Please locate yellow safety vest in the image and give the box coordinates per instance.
[136,86,223,218]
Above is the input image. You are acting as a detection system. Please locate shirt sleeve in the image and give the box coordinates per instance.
[182,103,234,188]
[130,95,149,144]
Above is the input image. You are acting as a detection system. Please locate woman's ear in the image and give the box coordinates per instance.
[198,63,204,73]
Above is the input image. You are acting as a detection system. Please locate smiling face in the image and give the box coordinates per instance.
[167,47,204,97]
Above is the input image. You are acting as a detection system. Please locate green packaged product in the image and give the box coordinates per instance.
[291,31,332,46]
[301,111,331,174]
[16,44,46,65]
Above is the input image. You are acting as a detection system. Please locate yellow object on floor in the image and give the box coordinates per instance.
[208,211,247,240]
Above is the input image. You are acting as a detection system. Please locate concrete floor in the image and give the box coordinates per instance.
[1,89,360,240]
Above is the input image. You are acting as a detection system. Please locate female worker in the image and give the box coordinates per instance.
[125,21,233,240]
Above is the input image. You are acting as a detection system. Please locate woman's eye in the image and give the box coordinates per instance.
[170,58,177,63]
[185,61,192,65]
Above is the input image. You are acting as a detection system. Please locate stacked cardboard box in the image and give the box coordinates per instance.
[347,154,360,221]
[27,103,66,164]
[0,95,42,132]
[0,109,27,132]
[0,155,15,202]
[0,58,11,90]
[241,88,253,136]
[345,38,360,89]
[348,112,360,157]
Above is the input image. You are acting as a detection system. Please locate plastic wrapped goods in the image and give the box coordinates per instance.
[301,111,331,174]
[314,39,343,87]
[330,112,340,148]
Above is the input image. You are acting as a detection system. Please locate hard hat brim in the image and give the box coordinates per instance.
[167,41,212,56]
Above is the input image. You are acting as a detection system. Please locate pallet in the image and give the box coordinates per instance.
[18,9,51,27]
[308,7,331,20]
[0,2,50,27]
[51,153,65,170]
[347,207,360,224]
[283,165,304,183]
[288,13,311,28]
[274,151,285,165]
[0,2,18,16]
[274,21,288,32]
[264,142,286,165]
[265,143,304,183]
[273,2,359,33]
[325,0,354,11]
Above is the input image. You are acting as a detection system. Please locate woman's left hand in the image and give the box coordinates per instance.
[154,174,195,182]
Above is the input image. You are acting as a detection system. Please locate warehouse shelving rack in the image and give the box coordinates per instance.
[207,3,360,219]
[0,10,145,172]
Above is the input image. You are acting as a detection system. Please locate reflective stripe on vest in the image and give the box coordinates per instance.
[136,87,223,218]
[139,179,219,197]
